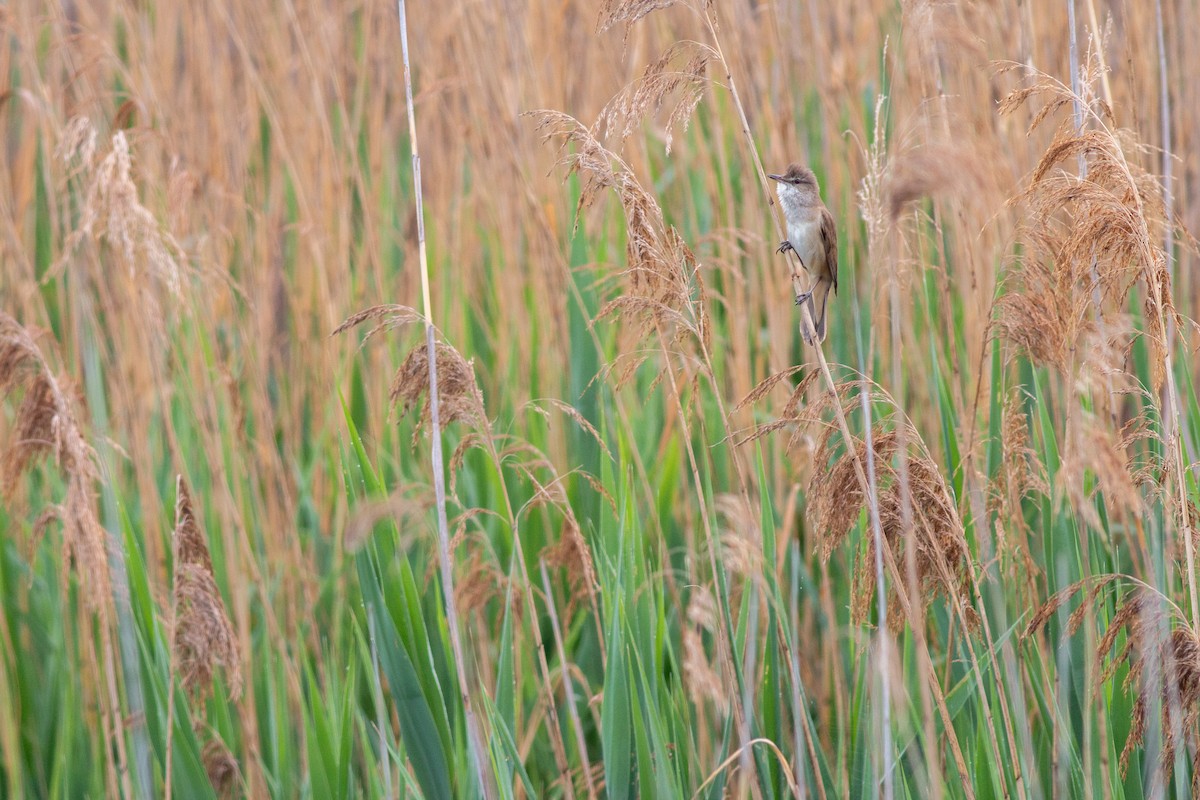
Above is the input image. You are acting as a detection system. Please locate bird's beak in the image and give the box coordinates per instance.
[767,173,784,182]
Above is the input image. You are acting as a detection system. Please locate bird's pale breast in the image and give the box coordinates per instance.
[786,217,824,273]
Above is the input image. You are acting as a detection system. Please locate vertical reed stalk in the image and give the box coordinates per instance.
[396,2,491,795]
[698,13,897,791]
[539,560,599,800]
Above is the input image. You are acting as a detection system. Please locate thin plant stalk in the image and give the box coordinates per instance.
[539,560,599,800]
[396,1,490,795]
[367,609,394,800]
[856,348,894,800]
[696,11,899,794]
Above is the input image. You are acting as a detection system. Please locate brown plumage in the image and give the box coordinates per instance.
[768,164,838,344]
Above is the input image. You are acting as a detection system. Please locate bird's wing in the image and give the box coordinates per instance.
[820,205,838,294]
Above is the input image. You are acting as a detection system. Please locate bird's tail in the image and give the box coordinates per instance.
[801,279,830,345]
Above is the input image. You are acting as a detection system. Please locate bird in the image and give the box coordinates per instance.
[767,164,838,345]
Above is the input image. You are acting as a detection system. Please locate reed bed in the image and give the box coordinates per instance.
[1,0,1199,797]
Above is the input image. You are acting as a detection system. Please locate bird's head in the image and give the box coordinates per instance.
[768,163,821,208]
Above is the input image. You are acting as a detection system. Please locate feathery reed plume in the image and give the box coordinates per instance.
[343,488,434,552]
[596,41,712,155]
[0,313,110,610]
[985,390,1045,586]
[1025,577,1200,793]
[999,57,1198,632]
[330,304,425,345]
[391,343,487,443]
[171,477,241,698]
[994,246,1088,373]
[1058,411,1143,532]
[59,120,186,297]
[530,111,708,382]
[881,125,996,229]
[597,0,679,41]
[165,476,240,800]
[683,586,728,715]
[716,493,762,580]
[453,548,507,618]
[542,518,600,619]
[739,371,978,631]
[0,312,130,790]
[200,738,244,800]
[334,306,487,447]
[998,63,1177,390]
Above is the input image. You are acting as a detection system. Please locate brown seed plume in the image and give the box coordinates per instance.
[530,110,708,382]
[172,477,242,700]
[390,342,487,446]
[739,370,977,630]
[998,65,1178,392]
[1025,577,1200,793]
[200,738,243,800]
[0,314,110,612]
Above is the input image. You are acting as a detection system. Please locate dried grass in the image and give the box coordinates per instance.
[542,517,600,620]
[738,369,977,631]
[1058,410,1143,532]
[985,390,1045,582]
[597,0,679,39]
[390,342,487,445]
[343,488,434,551]
[334,306,487,445]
